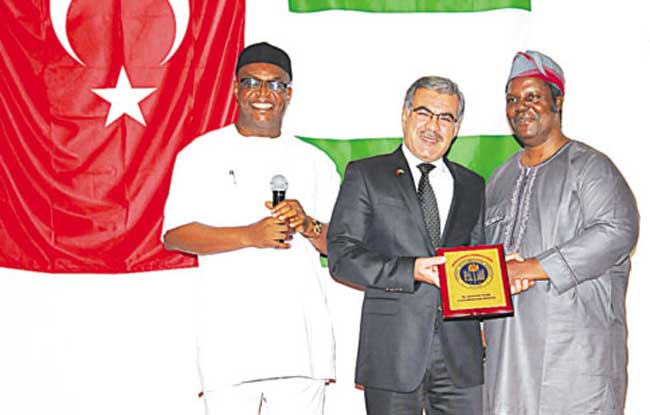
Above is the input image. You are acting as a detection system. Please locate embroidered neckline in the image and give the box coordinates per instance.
[516,140,572,170]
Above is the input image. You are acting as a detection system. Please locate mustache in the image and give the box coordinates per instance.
[418,130,444,142]
[513,112,540,123]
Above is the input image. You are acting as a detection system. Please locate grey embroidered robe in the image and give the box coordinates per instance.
[483,140,639,415]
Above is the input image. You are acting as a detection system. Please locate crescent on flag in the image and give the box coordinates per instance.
[50,0,189,66]
[50,0,85,65]
[161,0,190,64]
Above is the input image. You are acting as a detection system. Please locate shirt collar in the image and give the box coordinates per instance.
[401,145,447,176]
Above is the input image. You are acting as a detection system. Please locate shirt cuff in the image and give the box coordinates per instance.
[537,247,577,295]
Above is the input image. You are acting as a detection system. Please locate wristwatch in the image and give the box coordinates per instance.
[306,217,322,239]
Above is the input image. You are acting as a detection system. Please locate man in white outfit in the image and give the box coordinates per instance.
[162,42,340,415]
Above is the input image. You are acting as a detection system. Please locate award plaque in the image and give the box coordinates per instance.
[436,244,513,320]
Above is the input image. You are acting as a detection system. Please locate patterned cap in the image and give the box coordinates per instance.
[507,50,565,95]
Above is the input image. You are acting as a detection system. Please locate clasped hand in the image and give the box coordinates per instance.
[265,200,310,234]
[245,200,310,249]
[505,253,537,294]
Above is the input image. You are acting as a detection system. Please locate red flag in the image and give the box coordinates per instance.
[0,0,245,273]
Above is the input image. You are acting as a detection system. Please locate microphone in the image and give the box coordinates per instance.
[270,174,288,207]
[270,174,289,243]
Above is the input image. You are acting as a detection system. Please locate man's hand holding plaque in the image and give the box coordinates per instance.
[505,253,548,294]
[414,256,446,287]
[436,244,514,320]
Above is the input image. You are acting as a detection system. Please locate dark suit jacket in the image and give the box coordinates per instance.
[327,147,485,392]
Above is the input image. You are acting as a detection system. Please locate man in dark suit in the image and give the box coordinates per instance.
[327,76,485,415]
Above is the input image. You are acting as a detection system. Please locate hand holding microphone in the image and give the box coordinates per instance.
[269,175,290,243]
[241,175,292,250]
[246,215,291,249]
[267,174,313,236]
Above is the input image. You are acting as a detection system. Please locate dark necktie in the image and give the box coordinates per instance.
[417,163,441,248]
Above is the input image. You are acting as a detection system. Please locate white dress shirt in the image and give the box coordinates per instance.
[401,146,454,232]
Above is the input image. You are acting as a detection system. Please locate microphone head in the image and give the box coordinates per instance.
[270,174,289,192]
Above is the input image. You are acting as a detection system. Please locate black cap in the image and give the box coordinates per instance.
[236,42,292,80]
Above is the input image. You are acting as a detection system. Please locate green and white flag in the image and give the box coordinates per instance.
[298,135,521,181]
[246,1,532,181]
[290,0,531,13]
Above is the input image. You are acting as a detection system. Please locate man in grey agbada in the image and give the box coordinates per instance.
[483,50,639,415]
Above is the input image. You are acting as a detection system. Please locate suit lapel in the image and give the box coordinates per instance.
[389,147,434,252]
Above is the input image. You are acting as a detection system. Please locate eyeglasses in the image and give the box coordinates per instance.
[409,106,457,127]
[239,77,290,93]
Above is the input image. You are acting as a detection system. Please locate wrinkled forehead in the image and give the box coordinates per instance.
[236,62,290,81]
[410,88,459,112]
[506,76,555,95]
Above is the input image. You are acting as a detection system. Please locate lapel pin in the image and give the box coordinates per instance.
[395,168,405,177]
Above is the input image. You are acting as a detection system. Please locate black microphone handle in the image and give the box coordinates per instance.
[272,190,287,243]
[272,190,286,207]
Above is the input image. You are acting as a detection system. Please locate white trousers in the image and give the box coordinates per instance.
[203,377,326,415]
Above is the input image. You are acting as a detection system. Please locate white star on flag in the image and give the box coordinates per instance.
[92,66,156,127]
